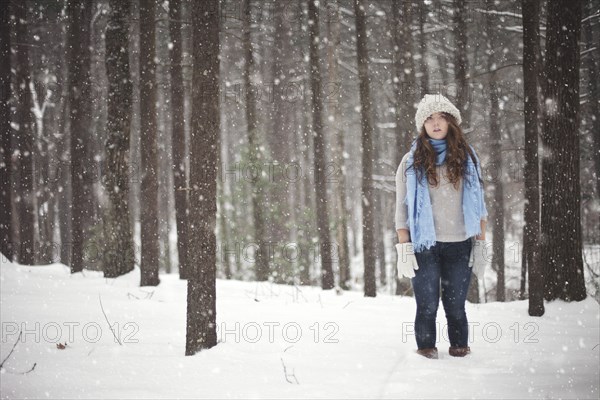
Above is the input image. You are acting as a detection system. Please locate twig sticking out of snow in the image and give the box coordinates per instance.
[0,330,37,374]
[0,330,22,368]
[280,357,299,384]
[99,294,123,345]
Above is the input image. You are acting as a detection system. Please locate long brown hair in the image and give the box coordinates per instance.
[407,113,479,189]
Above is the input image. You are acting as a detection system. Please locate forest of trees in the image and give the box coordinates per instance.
[0,0,598,354]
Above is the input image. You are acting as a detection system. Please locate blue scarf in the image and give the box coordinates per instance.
[404,138,487,252]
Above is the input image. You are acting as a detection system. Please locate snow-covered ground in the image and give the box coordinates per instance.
[1,260,598,399]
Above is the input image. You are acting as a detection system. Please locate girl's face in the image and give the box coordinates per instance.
[423,112,449,140]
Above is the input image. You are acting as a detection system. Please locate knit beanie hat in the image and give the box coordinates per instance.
[415,94,462,131]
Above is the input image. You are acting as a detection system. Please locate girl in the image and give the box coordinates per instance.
[394,94,488,359]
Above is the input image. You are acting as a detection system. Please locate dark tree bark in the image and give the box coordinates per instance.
[242,0,269,282]
[67,0,92,272]
[325,0,351,290]
[417,1,429,96]
[453,0,470,126]
[269,0,293,284]
[541,0,586,301]
[14,1,36,265]
[57,7,72,266]
[139,0,160,286]
[354,0,376,297]
[169,0,190,280]
[0,1,12,260]
[451,0,478,303]
[484,0,505,301]
[309,0,335,290]
[103,0,135,278]
[522,0,544,316]
[299,36,315,285]
[185,0,219,356]
[582,0,600,198]
[391,0,415,296]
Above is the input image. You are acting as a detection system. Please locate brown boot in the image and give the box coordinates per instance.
[449,346,471,357]
[416,347,439,359]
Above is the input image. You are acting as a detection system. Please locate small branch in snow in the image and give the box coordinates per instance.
[254,281,260,302]
[0,330,37,374]
[292,284,308,303]
[280,357,299,384]
[0,330,22,368]
[139,289,155,300]
[99,294,123,345]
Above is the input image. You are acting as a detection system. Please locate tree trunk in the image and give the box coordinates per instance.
[309,0,335,290]
[57,17,72,266]
[485,0,505,301]
[300,49,314,286]
[354,0,376,297]
[392,0,415,296]
[521,0,544,316]
[454,0,470,126]
[139,0,160,286]
[13,1,36,266]
[242,0,269,282]
[325,0,351,290]
[541,0,586,302]
[185,0,219,356]
[169,0,190,280]
[582,0,600,199]
[103,0,135,278]
[451,0,478,302]
[418,1,429,96]
[269,0,293,284]
[0,1,12,260]
[67,0,93,272]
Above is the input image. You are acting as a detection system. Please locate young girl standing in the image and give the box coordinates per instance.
[395,94,488,359]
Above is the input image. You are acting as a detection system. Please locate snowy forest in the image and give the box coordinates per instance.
[1,0,599,398]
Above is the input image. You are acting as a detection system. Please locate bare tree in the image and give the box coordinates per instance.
[521,0,544,316]
[308,0,335,290]
[0,1,12,260]
[325,0,351,290]
[541,0,586,301]
[169,0,190,280]
[417,1,429,95]
[354,0,376,297]
[103,0,135,277]
[13,1,36,266]
[185,0,219,356]
[269,0,293,283]
[139,0,160,286]
[391,0,416,296]
[242,0,269,281]
[67,0,92,272]
[453,0,470,125]
[582,0,600,198]
[451,0,479,303]
[484,0,505,301]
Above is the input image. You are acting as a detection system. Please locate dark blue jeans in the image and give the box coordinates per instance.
[411,239,473,349]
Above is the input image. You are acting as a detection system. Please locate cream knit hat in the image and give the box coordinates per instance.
[415,94,462,131]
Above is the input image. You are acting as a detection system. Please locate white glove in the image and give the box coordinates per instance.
[469,238,487,278]
[395,242,419,279]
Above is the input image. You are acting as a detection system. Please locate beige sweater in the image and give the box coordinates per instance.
[395,152,487,242]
